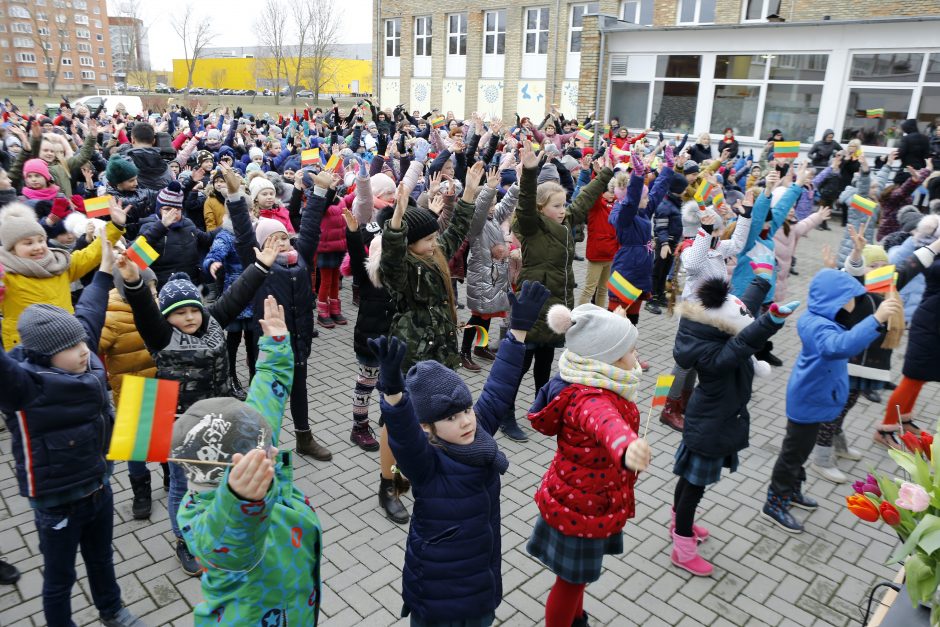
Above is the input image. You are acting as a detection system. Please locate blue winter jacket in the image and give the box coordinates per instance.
[202,226,252,320]
[730,184,802,302]
[888,236,927,323]
[0,271,113,505]
[786,269,883,424]
[381,334,526,623]
[609,168,675,293]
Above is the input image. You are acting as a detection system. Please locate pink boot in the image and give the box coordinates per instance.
[671,530,713,577]
[670,507,709,542]
[316,300,335,329]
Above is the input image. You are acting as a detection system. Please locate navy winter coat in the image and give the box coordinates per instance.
[609,167,674,294]
[137,214,214,288]
[0,271,113,502]
[673,277,781,458]
[380,334,525,623]
[653,193,683,248]
[903,253,940,382]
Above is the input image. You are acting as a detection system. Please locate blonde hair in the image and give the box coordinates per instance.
[608,172,629,193]
[536,182,566,210]
[698,132,710,144]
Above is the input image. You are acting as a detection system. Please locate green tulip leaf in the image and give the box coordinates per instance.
[905,553,934,605]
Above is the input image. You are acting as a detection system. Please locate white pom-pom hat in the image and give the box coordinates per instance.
[547,303,639,365]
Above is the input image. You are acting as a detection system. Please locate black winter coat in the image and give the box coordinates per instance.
[673,277,782,458]
[688,143,713,164]
[903,252,940,382]
[808,131,842,169]
[653,194,683,248]
[137,214,214,287]
[230,190,326,362]
[346,226,393,360]
[121,146,173,191]
[717,138,739,160]
[898,120,931,173]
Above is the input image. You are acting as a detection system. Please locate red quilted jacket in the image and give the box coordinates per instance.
[317,197,350,254]
[528,383,639,538]
[585,194,618,262]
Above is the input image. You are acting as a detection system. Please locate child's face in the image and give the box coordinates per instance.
[25,172,48,189]
[539,191,567,224]
[55,231,76,246]
[160,207,182,224]
[685,172,697,184]
[51,341,90,373]
[13,234,48,260]
[117,176,138,192]
[423,408,477,445]
[252,155,264,165]
[269,143,282,156]
[408,233,437,258]
[200,159,214,172]
[213,178,227,193]
[39,140,56,163]
[81,163,94,178]
[169,162,180,176]
[613,347,639,372]
[166,306,203,334]
[256,188,276,208]
[265,232,291,254]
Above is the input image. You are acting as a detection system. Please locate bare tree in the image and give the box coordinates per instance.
[115,2,153,91]
[255,0,290,105]
[27,9,70,96]
[171,3,215,92]
[209,68,227,101]
[291,0,341,104]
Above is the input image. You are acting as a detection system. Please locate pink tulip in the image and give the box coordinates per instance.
[895,482,930,513]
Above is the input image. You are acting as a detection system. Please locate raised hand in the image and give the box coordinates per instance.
[485,165,500,189]
[631,151,647,177]
[462,160,486,201]
[254,235,280,267]
[519,140,539,169]
[367,335,407,395]
[114,249,140,283]
[108,196,128,227]
[507,280,551,331]
[161,207,181,228]
[341,207,359,232]
[227,448,276,502]
[220,163,242,195]
[768,300,801,325]
[209,261,223,279]
[258,295,288,337]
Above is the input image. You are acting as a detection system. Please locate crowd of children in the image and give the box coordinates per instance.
[0,93,937,625]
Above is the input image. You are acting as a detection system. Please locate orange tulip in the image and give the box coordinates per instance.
[846,494,879,522]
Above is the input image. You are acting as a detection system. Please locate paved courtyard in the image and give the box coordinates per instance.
[0,225,934,626]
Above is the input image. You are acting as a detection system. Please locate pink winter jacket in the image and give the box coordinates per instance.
[772,211,825,301]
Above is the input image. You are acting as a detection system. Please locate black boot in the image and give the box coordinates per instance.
[379,475,410,524]
[352,284,361,307]
[295,429,333,461]
[229,374,247,401]
[0,560,20,585]
[161,462,170,490]
[129,472,152,520]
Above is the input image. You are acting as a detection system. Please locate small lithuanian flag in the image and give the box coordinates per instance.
[85,194,112,218]
[652,375,675,408]
[608,271,642,306]
[107,377,179,463]
[125,236,159,270]
[849,194,876,217]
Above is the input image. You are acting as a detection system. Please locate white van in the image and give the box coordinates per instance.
[72,94,144,117]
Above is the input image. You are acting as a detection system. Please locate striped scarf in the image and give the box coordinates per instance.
[558,350,640,402]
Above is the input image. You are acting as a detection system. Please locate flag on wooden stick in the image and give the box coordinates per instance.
[866,108,885,119]
[849,194,876,217]
[85,194,112,219]
[576,128,594,143]
[608,271,642,306]
[652,375,675,408]
[125,236,159,270]
[773,141,800,159]
[430,116,446,129]
[107,377,179,463]
[301,148,320,167]
[865,264,896,293]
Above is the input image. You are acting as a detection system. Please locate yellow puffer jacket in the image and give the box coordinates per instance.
[99,288,156,405]
[0,221,124,349]
[203,196,227,232]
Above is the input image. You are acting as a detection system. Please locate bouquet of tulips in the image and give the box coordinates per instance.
[846,427,940,618]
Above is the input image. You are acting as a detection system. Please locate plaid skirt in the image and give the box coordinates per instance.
[673,442,738,487]
[409,610,495,627]
[526,516,623,584]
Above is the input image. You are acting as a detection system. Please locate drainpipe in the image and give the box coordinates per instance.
[553,0,562,107]
[375,0,382,101]
[592,18,606,151]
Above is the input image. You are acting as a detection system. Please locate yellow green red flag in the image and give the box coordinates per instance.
[85,194,112,218]
[125,236,159,270]
[865,264,896,293]
[608,271,642,305]
[652,375,675,407]
[107,376,179,463]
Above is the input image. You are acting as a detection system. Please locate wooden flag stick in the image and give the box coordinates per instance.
[862,214,872,236]
[641,403,655,440]
[166,457,234,467]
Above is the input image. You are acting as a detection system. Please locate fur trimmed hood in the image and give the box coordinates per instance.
[365,232,383,287]
[676,298,771,378]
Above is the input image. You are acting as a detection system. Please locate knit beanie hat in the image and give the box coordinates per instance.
[248,146,264,160]
[370,173,397,205]
[171,397,273,485]
[195,149,214,166]
[0,203,45,251]
[897,205,922,233]
[694,277,755,335]
[249,176,276,205]
[205,129,221,142]
[862,245,889,267]
[537,163,561,185]
[683,161,700,176]
[105,154,139,185]
[245,162,262,175]
[669,176,688,196]
[546,303,638,365]
[500,169,517,187]
[255,217,288,245]
[155,181,184,210]
[403,207,439,244]
[405,360,473,423]
[23,158,52,182]
[17,304,87,356]
[158,272,206,317]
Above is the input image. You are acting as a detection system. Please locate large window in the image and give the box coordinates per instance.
[711,85,760,136]
[384,19,400,58]
[569,4,598,53]
[651,55,700,132]
[762,83,822,143]
[677,0,715,24]
[414,16,432,57]
[484,10,505,55]
[525,8,549,55]
[743,0,781,21]
[918,87,940,135]
[609,82,650,129]
[448,14,467,56]
[714,54,766,80]
[850,53,924,83]
[621,0,653,25]
[842,88,912,147]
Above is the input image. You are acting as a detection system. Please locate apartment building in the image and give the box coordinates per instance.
[109,15,149,84]
[373,0,940,154]
[0,0,113,93]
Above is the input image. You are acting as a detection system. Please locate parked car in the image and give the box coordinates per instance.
[261,89,273,97]
[245,89,257,96]
[206,89,219,95]
[189,87,205,95]
[72,95,144,117]
[296,90,313,98]
[155,84,169,93]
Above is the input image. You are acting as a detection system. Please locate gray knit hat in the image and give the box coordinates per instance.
[0,203,44,251]
[405,360,473,423]
[171,397,273,485]
[897,205,923,233]
[537,163,561,185]
[17,304,87,356]
[546,303,638,365]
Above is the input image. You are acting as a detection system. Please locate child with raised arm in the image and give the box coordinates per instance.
[171,296,323,626]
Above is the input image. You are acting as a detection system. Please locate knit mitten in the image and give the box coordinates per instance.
[769,300,801,324]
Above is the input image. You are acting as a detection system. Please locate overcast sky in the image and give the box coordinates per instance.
[110,0,373,71]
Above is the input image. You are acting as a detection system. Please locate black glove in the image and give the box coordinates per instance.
[367,336,407,395]
[508,281,551,332]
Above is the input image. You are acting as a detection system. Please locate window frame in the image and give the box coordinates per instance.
[676,0,716,25]
[414,15,432,58]
[620,0,653,25]
[524,7,550,56]
[384,18,400,58]
[483,10,506,56]
[447,13,467,57]
[741,0,781,22]
[569,3,599,54]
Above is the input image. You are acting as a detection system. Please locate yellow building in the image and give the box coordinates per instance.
[171,54,372,95]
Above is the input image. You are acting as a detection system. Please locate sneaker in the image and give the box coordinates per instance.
[175,539,201,577]
[499,416,529,442]
[473,347,497,361]
[100,607,146,627]
[639,360,650,373]
[460,353,481,372]
[790,491,818,511]
[762,488,804,533]
[644,301,662,315]
[810,461,847,484]
[0,559,20,585]
[350,422,380,452]
[861,390,882,403]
